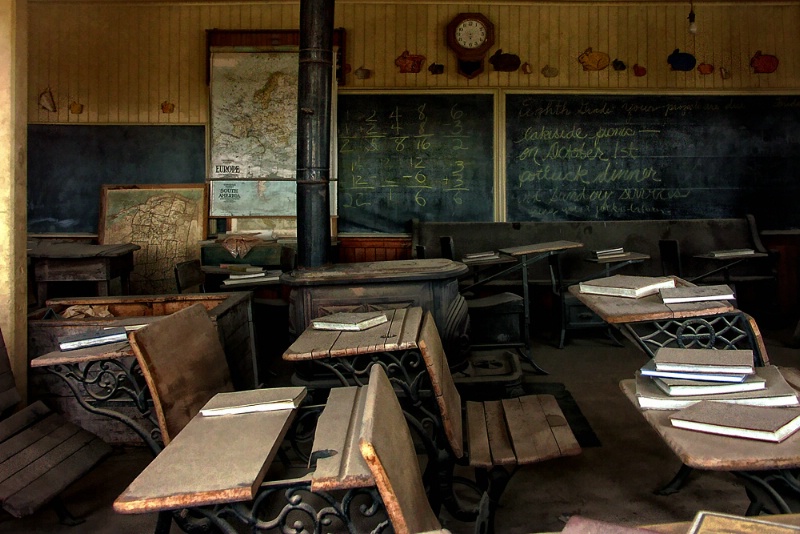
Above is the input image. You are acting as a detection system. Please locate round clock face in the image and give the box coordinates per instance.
[454,19,487,49]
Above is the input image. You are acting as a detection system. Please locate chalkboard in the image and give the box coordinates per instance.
[506,95,800,229]
[28,125,206,234]
[337,94,494,233]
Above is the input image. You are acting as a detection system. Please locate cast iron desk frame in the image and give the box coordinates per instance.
[30,341,163,456]
[461,240,584,373]
[282,306,478,522]
[620,376,800,516]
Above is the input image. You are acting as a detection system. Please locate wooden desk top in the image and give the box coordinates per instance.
[281,259,468,286]
[568,277,735,324]
[283,307,423,361]
[620,376,800,472]
[498,240,583,257]
[694,251,769,261]
[587,251,650,264]
[30,341,134,367]
[114,388,302,513]
[27,242,140,258]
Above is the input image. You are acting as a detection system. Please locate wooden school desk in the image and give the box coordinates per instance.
[620,373,800,516]
[461,240,584,372]
[114,386,382,534]
[28,241,140,306]
[567,277,767,363]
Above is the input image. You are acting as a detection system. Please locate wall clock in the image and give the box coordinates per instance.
[446,13,495,79]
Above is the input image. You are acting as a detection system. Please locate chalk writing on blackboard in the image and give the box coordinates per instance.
[505,95,800,226]
[337,94,494,233]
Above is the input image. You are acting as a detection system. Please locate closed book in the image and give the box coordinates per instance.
[463,251,498,260]
[669,401,800,442]
[592,247,624,257]
[228,271,269,279]
[659,284,735,304]
[634,366,799,410]
[707,248,755,258]
[200,387,307,417]
[578,275,676,299]
[653,347,754,375]
[58,326,129,351]
[652,373,766,396]
[639,359,748,383]
[311,312,389,331]
[688,511,800,533]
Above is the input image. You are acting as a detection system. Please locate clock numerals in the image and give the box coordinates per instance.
[456,21,486,49]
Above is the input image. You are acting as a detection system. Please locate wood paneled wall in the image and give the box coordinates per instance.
[28,1,800,124]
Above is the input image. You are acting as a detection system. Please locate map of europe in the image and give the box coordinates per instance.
[210,52,299,180]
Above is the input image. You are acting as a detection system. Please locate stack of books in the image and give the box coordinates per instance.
[707,248,755,258]
[221,267,282,287]
[591,247,630,260]
[462,251,500,261]
[634,347,800,441]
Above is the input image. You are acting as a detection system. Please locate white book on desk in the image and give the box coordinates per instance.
[578,275,675,299]
[669,401,800,443]
[639,359,748,383]
[200,387,307,417]
[653,347,754,375]
[634,366,799,410]
[659,284,735,304]
[58,327,129,351]
[652,372,766,396]
[311,312,388,331]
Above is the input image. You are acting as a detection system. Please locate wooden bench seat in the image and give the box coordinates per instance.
[416,311,580,531]
[0,328,111,521]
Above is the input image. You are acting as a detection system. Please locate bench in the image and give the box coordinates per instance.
[412,216,776,287]
[0,327,111,522]
[416,311,581,530]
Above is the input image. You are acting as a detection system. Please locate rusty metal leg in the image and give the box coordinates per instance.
[655,463,694,495]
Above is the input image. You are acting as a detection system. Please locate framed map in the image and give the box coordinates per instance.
[99,184,207,294]
[208,41,339,218]
[209,51,300,181]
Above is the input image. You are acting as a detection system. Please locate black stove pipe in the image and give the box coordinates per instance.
[295,0,334,269]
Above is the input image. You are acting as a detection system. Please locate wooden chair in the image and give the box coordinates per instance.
[659,239,683,278]
[416,311,581,531]
[129,302,233,444]
[173,259,205,294]
[0,328,111,522]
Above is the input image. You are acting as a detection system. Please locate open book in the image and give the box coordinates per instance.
[200,387,307,417]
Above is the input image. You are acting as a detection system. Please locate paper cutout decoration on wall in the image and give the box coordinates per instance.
[720,67,732,80]
[667,49,696,71]
[577,48,610,71]
[612,59,626,71]
[38,88,57,112]
[697,63,714,75]
[521,62,533,74]
[428,63,444,75]
[489,50,521,71]
[633,64,647,76]
[354,66,372,79]
[750,51,778,73]
[541,65,559,77]
[395,51,425,73]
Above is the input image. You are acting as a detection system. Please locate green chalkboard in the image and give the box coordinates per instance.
[337,93,494,232]
[505,94,800,229]
[28,125,206,234]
